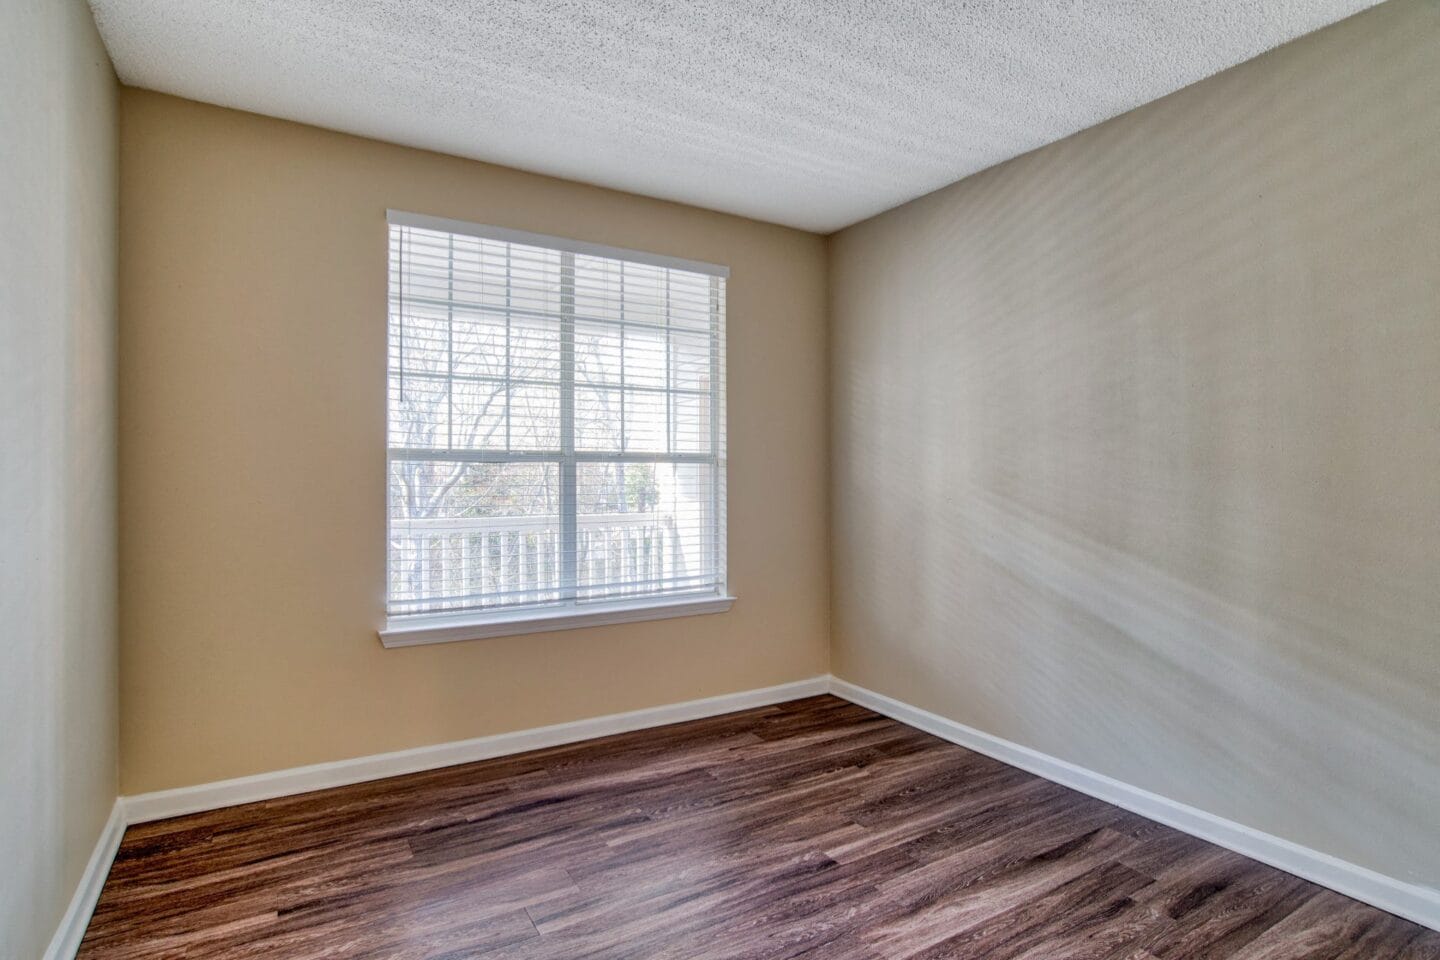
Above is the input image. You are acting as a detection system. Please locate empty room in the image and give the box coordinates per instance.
[4,0,1438,957]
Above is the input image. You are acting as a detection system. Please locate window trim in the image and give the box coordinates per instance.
[386,210,730,279]
[381,211,731,644]
[380,594,737,648]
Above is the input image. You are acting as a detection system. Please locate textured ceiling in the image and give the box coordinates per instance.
[88,0,1377,233]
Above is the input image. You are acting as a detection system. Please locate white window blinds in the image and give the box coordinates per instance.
[386,211,727,622]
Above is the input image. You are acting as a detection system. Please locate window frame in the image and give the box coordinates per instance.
[380,210,733,647]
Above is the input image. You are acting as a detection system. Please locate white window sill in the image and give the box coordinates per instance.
[379,595,736,648]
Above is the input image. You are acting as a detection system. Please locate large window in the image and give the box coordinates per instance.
[382,211,729,644]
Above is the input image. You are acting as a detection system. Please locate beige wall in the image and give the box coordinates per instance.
[118,90,830,794]
[829,0,1440,889]
[0,1,119,956]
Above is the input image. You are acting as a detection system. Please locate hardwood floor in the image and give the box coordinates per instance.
[80,696,1439,959]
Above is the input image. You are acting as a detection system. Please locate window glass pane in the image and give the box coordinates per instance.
[505,244,564,315]
[575,462,717,600]
[666,271,713,331]
[388,459,562,614]
[574,254,622,322]
[575,320,622,386]
[388,373,449,449]
[446,234,500,310]
[576,386,622,452]
[620,261,668,326]
[509,385,560,450]
[389,301,450,374]
[670,329,711,393]
[672,392,711,454]
[509,316,561,383]
[397,231,459,302]
[450,308,509,379]
[623,389,667,454]
[624,325,666,389]
[448,377,507,450]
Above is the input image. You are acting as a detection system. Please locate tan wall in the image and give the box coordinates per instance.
[118,90,830,794]
[0,1,119,956]
[829,0,1440,888]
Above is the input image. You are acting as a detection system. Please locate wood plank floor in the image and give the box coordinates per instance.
[80,696,1439,959]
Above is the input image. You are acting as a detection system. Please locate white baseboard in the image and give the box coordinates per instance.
[43,799,125,960]
[828,677,1440,933]
[124,676,830,824]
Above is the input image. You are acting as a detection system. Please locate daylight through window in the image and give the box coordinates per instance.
[386,212,727,622]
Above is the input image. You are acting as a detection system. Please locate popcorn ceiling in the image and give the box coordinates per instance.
[88,0,1376,232]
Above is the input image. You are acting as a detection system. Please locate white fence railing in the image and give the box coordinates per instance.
[388,512,693,613]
